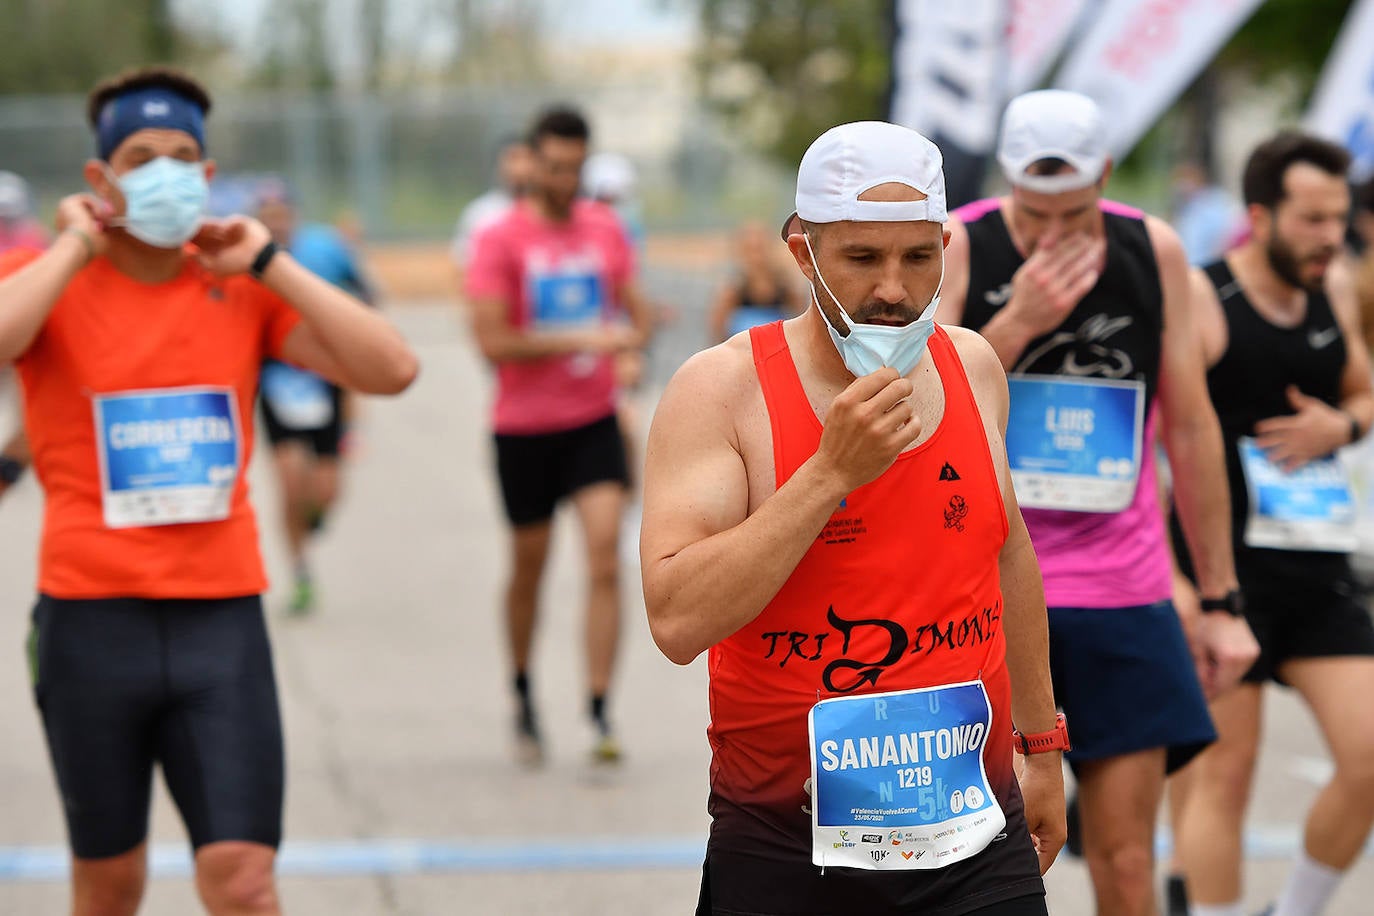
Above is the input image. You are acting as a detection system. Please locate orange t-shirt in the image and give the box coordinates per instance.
[1,249,301,599]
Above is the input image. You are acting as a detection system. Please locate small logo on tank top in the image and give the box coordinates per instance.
[939,462,961,481]
[1308,327,1340,350]
[944,495,968,532]
[984,283,1012,307]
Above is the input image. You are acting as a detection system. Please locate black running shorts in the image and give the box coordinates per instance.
[493,413,629,526]
[28,594,284,859]
[260,384,345,457]
[1236,549,1374,684]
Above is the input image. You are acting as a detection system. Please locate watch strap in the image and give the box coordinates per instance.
[1199,588,1244,617]
[249,240,280,280]
[1013,712,1070,755]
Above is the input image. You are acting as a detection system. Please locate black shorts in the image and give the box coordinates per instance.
[28,594,284,859]
[1048,601,1216,774]
[260,385,345,457]
[695,857,1046,915]
[493,414,629,526]
[1236,549,1374,684]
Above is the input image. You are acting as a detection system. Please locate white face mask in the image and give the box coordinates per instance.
[805,232,942,378]
[104,157,208,249]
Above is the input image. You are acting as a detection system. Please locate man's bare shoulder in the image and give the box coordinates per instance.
[1141,212,1188,270]
[655,333,760,428]
[943,325,1010,419]
[944,325,1003,381]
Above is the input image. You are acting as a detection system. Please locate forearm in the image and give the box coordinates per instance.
[2,426,30,463]
[1342,391,1374,441]
[1165,413,1238,596]
[646,457,847,664]
[975,306,1037,372]
[263,253,417,394]
[0,232,88,364]
[999,531,1058,733]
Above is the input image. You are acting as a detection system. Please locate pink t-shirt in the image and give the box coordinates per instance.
[1022,407,1173,609]
[0,220,49,254]
[466,199,635,435]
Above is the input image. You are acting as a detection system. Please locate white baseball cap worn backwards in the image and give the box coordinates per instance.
[781,120,948,240]
[997,89,1109,195]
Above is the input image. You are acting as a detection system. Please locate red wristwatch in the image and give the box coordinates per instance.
[1013,713,1071,755]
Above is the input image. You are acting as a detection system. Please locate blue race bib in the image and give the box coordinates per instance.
[808,681,1005,870]
[1239,437,1357,552]
[261,361,334,430]
[529,270,604,328]
[1006,375,1144,512]
[94,387,241,528]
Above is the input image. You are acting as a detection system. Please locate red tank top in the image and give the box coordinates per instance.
[705,322,1018,871]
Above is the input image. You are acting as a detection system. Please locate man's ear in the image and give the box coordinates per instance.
[1249,202,1273,242]
[785,232,816,284]
[82,159,122,215]
[203,159,217,182]
[1097,157,1114,190]
[942,228,952,250]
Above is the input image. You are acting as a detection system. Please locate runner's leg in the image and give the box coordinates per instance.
[572,480,624,755]
[1075,748,1167,916]
[71,847,147,916]
[1175,684,1264,909]
[508,519,552,760]
[194,842,280,916]
[1272,657,1374,915]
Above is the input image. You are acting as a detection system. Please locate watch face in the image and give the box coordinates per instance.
[0,456,22,485]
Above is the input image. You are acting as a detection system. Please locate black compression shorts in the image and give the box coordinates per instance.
[28,594,284,859]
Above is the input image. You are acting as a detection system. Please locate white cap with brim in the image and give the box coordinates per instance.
[781,120,947,240]
[997,89,1108,195]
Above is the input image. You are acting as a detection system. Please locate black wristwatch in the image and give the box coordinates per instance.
[1200,588,1245,617]
[249,240,280,280]
[0,454,25,486]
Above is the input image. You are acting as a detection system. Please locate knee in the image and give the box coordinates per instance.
[74,865,145,916]
[588,545,620,587]
[1199,746,1260,812]
[1088,839,1154,901]
[197,849,278,914]
[1332,750,1374,802]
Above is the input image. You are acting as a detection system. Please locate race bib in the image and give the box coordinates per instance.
[260,361,334,430]
[529,270,605,328]
[94,387,241,529]
[1006,375,1145,512]
[808,681,1006,871]
[1239,437,1357,552]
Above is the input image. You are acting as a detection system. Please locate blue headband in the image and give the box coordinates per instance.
[96,86,206,161]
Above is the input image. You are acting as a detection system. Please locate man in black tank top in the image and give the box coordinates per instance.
[1170,133,1374,916]
[942,90,1259,916]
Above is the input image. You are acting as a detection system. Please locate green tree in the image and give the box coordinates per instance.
[697,0,890,166]
[0,0,211,94]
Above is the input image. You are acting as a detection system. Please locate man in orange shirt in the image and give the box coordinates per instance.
[641,121,1065,915]
[0,67,417,916]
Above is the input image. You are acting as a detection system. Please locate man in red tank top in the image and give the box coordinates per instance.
[641,122,1066,915]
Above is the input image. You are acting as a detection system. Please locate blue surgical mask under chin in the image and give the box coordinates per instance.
[805,233,942,378]
[107,157,208,249]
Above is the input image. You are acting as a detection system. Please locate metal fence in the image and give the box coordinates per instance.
[0,86,793,242]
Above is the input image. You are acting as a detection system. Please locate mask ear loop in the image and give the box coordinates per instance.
[807,230,946,328]
[804,232,857,338]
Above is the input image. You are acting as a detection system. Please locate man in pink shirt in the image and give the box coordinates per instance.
[465,106,652,766]
[941,91,1258,915]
